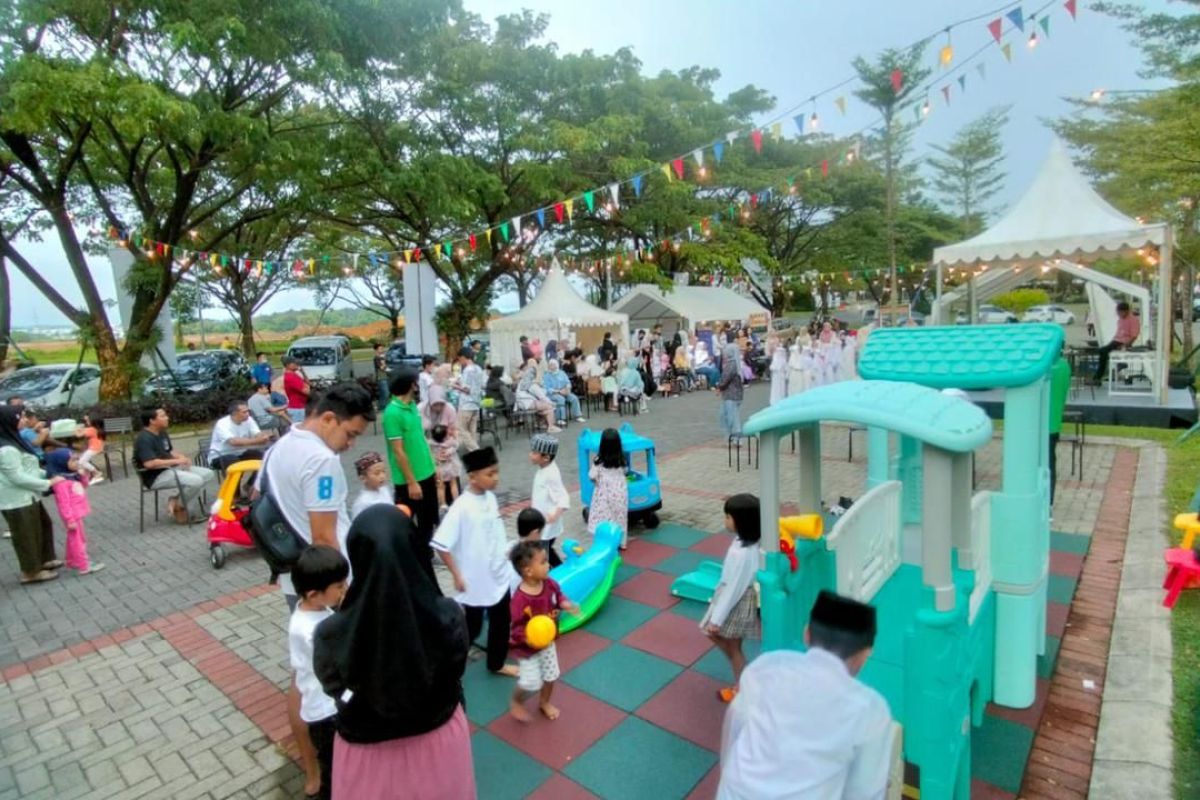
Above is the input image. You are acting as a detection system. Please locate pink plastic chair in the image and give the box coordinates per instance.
[1162,547,1200,608]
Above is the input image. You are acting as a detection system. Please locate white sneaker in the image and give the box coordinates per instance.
[575,417,586,423]
[90,475,105,485]
[547,426,564,433]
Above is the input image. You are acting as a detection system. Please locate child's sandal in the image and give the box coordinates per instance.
[717,687,738,703]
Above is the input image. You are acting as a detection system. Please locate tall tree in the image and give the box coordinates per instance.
[928,107,1010,235]
[852,45,931,319]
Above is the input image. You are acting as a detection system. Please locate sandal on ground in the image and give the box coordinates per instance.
[717,687,738,703]
[42,560,64,570]
[20,570,59,585]
[79,563,106,575]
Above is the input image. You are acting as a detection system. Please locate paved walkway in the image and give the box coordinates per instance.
[0,384,1166,799]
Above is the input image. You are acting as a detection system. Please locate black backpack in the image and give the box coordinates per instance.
[244,451,307,583]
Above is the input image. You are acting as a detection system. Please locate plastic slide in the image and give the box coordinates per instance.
[670,561,723,603]
[551,520,623,634]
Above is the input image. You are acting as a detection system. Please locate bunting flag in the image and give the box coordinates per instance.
[770,122,782,141]
[499,221,511,242]
[412,248,422,262]
[821,160,829,177]
[957,75,966,91]
[671,159,685,179]
[750,129,763,153]
[632,174,643,197]
[661,164,673,182]
[834,96,847,114]
[1039,15,1050,36]
[942,85,951,104]
[583,190,595,212]
[536,208,545,228]
[485,228,493,247]
[712,141,725,162]
[1001,42,1013,62]
[890,68,903,93]
[469,233,477,251]
[565,198,574,220]
[511,216,521,238]
[433,243,443,259]
[1064,0,1077,19]
[608,182,620,208]
[724,131,738,145]
[987,18,1003,43]
[793,114,806,135]
[976,62,987,80]
[1006,7,1025,31]
[692,149,704,168]
[554,202,564,224]
[444,240,452,257]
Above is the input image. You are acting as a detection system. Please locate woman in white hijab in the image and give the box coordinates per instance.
[768,336,788,405]
[787,340,805,397]
[839,332,858,381]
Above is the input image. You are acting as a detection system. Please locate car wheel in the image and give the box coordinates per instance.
[642,511,660,529]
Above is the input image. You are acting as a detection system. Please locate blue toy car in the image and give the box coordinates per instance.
[577,423,662,529]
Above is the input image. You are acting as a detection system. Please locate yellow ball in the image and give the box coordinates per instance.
[525,614,557,650]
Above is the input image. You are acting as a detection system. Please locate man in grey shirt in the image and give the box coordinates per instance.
[247,382,290,433]
[453,346,484,450]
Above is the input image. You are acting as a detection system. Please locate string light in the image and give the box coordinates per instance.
[808,98,820,132]
[922,97,932,116]
[939,29,953,67]
[1027,18,1039,48]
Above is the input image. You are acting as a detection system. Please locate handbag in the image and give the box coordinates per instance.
[243,450,307,583]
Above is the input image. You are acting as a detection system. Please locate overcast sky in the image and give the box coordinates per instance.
[7,0,1172,327]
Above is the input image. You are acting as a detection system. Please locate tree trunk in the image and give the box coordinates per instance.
[0,257,9,366]
[390,312,401,341]
[239,305,256,359]
[94,327,131,400]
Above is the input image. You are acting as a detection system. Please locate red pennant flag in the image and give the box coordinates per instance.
[821,160,829,177]
[987,18,1003,42]
[468,233,477,251]
[413,248,422,262]
[154,242,164,256]
[890,69,903,93]
[750,130,763,153]
[1064,0,1077,19]
[942,85,951,105]
[554,202,564,224]
[244,258,252,271]
[750,194,758,208]
[672,158,685,179]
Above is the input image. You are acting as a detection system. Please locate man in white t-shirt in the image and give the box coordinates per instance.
[718,591,895,800]
[209,400,273,471]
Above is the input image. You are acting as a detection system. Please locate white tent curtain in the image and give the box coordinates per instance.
[611,284,770,338]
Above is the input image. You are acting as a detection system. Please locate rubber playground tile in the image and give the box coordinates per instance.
[487,683,626,770]
[471,730,555,800]
[970,778,1017,800]
[689,535,732,559]
[614,561,643,587]
[691,640,762,685]
[1045,601,1070,639]
[563,716,718,800]
[1037,635,1062,681]
[1047,573,1078,605]
[1049,550,1085,579]
[583,595,660,641]
[651,550,714,578]
[1051,530,1091,555]
[562,643,683,712]
[556,629,613,673]
[686,765,721,800]
[620,539,678,569]
[634,669,728,752]
[526,774,600,800]
[622,611,714,667]
[463,660,521,726]
[986,677,1049,730]
[670,598,709,621]
[640,523,711,549]
[969,715,1035,794]
[612,569,683,610]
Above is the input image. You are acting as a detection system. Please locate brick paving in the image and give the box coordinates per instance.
[0,383,1154,799]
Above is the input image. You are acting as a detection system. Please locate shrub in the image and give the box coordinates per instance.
[992,288,1050,315]
[39,381,258,427]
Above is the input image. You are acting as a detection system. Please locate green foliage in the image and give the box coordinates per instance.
[928,107,1010,233]
[992,288,1049,314]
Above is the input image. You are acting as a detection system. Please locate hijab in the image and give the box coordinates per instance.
[422,384,457,431]
[313,505,469,743]
[517,359,537,393]
[0,406,33,455]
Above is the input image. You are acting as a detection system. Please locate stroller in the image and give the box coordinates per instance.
[206,459,262,568]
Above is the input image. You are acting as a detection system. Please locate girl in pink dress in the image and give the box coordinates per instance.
[587,428,629,549]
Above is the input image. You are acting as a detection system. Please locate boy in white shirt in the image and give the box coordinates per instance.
[350,451,395,520]
[287,546,348,800]
[432,447,518,676]
[718,590,894,800]
[528,434,569,567]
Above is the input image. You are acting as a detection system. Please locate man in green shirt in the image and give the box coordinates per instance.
[1048,354,1071,506]
[382,369,438,581]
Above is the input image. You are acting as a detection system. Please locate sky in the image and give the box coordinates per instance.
[6,0,1173,328]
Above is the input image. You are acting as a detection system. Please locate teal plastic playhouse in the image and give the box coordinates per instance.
[744,323,1063,800]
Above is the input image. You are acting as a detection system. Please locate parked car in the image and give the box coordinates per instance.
[1022,305,1076,324]
[143,350,251,396]
[384,341,435,373]
[285,336,353,385]
[977,304,1018,324]
[0,363,102,408]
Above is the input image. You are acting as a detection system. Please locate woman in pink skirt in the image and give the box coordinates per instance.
[314,505,474,799]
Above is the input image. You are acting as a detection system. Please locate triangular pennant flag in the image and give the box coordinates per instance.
[565,198,574,220]
[583,191,594,212]
[209,253,218,266]
[750,130,763,153]
[499,222,510,242]
[661,164,673,182]
[1006,7,1024,31]
[536,208,545,228]
[890,68,903,93]
[433,243,442,259]
[957,75,966,91]
[671,159,685,179]
[1001,42,1013,62]
[608,182,620,208]
[692,148,704,168]
[821,160,829,177]
[1064,0,1077,19]
[554,202,564,224]
[793,115,806,135]
[713,141,725,162]
[725,131,738,145]
[1038,15,1050,36]
[443,241,452,257]
[976,62,987,80]
[834,96,847,115]
[770,122,782,141]
[750,193,758,208]
[308,259,316,274]
[413,248,422,262]
[469,234,477,251]
[632,174,643,197]
[987,18,1003,43]
[942,85,951,104]
[511,216,521,237]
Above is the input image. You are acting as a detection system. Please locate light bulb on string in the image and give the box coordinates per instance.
[939,29,953,67]
[922,96,931,117]
[808,98,819,132]
[1027,20,1039,48]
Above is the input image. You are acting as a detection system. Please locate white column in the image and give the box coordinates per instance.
[922,446,956,612]
[1157,226,1174,406]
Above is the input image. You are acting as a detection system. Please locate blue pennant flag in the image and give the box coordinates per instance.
[957,75,966,91]
[536,208,546,228]
[632,174,643,197]
[793,115,806,135]
[367,252,378,267]
[712,142,725,163]
[1006,7,1024,31]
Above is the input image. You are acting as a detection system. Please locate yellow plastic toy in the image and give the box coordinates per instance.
[1174,512,1200,550]
[778,514,824,548]
[525,614,557,650]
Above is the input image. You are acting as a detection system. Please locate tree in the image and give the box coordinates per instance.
[928,107,1010,234]
[167,279,202,348]
[852,45,931,318]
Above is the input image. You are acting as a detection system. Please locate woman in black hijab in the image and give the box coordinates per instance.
[313,504,474,799]
[0,406,63,583]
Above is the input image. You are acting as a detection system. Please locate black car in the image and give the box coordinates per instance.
[384,342,435,373]
[143,350,252,396]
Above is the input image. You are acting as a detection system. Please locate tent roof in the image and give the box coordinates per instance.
[489,263,627,330]
[611,284,767,325]
[933,138,1166,267]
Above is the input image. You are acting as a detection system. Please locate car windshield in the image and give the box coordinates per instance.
[174,356,217,378]
[0,368,67,394]
[289,347,336,366]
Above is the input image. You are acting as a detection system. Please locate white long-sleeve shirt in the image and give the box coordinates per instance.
[708,540,762,627]
[718,648,894,800]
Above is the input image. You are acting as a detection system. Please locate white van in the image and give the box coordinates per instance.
[285,336,353,385]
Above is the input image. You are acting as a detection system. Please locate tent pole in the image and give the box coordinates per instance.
[934,262,943,325]
[1158,226,1174,405]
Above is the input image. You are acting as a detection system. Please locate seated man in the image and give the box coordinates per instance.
[1093,301,1141,384]
[134,407,216,524]
[718,590,894,800]
[543,359,584,424]
[247,382,290,433]
[209,400,273,471]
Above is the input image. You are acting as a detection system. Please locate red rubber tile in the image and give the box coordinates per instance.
[689,535,731,559]
[1049,550,1084,579]
[686,765,722,800]
[1046,602,1070,639]
[623,612,714,667]
[988,677,1049,729]
[971,778,1017,799]
[556,630,612,674]
[612,569,681,610]
[635,669,727,752]
[620,539,677,569]
[486,683,626,770]
[526,774,599,800]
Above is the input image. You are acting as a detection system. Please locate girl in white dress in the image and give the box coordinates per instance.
[839,332,858,381]
[768,336,788,404]
[702,493,763,703]
[787,341,805,397]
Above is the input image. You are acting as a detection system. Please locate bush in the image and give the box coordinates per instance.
[39,381,257,427]
[992,288,1050,315]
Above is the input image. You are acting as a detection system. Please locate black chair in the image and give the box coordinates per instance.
[135,468,198,533]
[728,434,759,472]
[618,393,640,416]
[477,405,502,450]
[1061,410,1086,477]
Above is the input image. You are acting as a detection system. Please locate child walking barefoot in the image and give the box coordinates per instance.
[701,493,762,702]
[588,428,629,548]
[508,541,578,721]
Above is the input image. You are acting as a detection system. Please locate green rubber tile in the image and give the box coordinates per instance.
[462,660,518,726]
[1050,531,1090,555]
[1047,574,1078,605]
[970,715,1035,793]
[640,524,711,549]
[691,640,763,684]
[670,598,709,621]
[584,595,659,641]
[1037,635,1062,681]
[562,643,682,712]
[651,550,713,577]
[563,716,717,800]
[614,561,643,587]
[472,730,554,800]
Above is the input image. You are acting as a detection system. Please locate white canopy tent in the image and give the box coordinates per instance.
[488,261,629,370]
[931,137,1173,403]
[611,284,770,337]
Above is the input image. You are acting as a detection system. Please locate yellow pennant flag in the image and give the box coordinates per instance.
[433,243,443,260]
[1001,42,1013,62]
[770,122,782,141]
[307,259,315,274]
[209,253,218,266]
[661,164,673,182]
[565,198,574,220]
[403,250,412,263]
[486,229,493,246]
[834,96,847,115]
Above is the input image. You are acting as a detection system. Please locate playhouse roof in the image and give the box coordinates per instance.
[857,323,1064,390]
[743,380,993,452]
